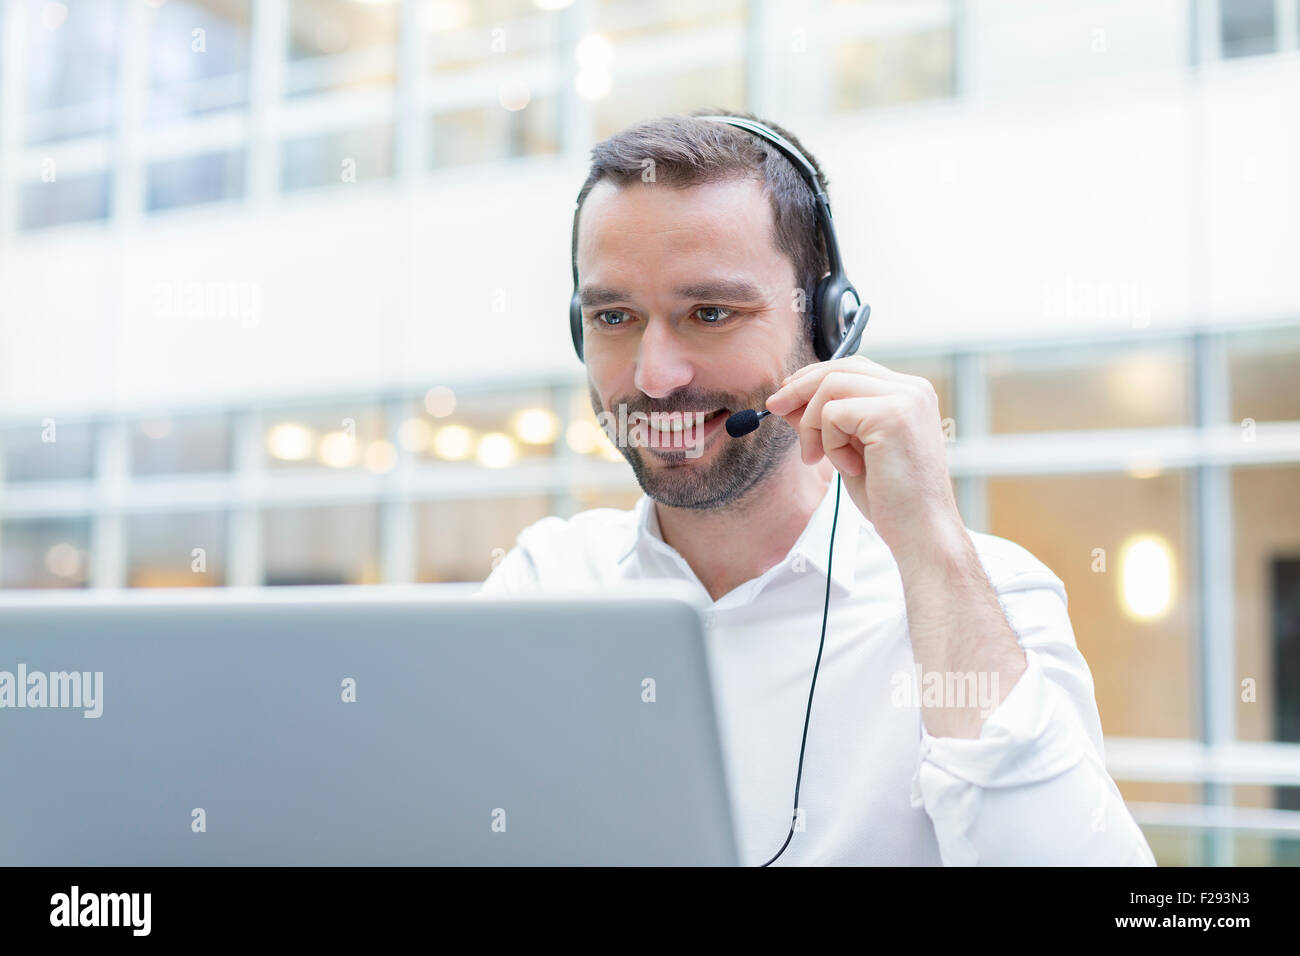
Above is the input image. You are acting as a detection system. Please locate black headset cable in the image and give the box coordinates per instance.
[760,471,842,867]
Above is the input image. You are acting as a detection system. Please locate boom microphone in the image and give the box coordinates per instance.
[724,408,772,438]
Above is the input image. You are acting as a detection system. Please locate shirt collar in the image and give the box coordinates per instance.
[617,474,862,597]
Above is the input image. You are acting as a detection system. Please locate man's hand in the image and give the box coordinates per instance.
[764,355,962,568]
[767,354,1027,740]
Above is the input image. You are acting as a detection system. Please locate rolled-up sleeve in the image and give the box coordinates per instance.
[908,569,1157,866]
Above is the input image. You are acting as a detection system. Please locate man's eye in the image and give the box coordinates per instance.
[694,306,733,324]
[595,310,631,327]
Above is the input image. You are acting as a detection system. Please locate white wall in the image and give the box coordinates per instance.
[963,0,1192,98]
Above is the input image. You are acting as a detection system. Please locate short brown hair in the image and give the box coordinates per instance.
[571,108,830,346]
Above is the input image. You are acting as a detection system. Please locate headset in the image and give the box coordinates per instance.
[567,115,869,866]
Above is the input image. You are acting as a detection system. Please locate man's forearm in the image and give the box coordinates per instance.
[893,517,1028,740]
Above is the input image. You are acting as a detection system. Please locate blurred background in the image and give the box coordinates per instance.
[0,0,1298,866]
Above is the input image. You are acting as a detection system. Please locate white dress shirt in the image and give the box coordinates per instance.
[476,477,1157,866]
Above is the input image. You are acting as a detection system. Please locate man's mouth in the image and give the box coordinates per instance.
[645,408,728,435]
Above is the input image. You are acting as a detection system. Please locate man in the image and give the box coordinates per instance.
[478,109,1156,867]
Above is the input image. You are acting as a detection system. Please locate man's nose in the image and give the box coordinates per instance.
[633,318,695,398]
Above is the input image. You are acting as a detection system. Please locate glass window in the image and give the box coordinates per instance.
[1228,326,1300,425]
[986,470,1197,808]
[409,387,558,468]
[1,421,95,483]
[987,342,1191,434]
[146,150,246,212]
[593,0,745,41]
[23,0,120,144]
[1220,0,1276,58]
[1145,822,1300,867]
[1232,463,1300,860]
[1234,826,1300,867]
[572,487,642,513]
[126,510,227,587]
[833,27,953,112]
[593,65,746,142]
[263,403,389,472]
[20,171,112,230]
[280,125,394,191]
[872,354,953,428]
[0,517,92,588]
[430,97,560,168]
[589,0,747,141]
[263,504,380,586]
[147,0,252,123]
[415,495,553,583]
[1233,464,1300,746]
[130,413,232,475]
[427,0,558,73]
[564,385,628,464]
[285,0,398,97]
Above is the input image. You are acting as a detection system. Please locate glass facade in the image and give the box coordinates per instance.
[987,342,1192,434]
[1228,326,1300,425]
[832,26,953,111]
[286,0,399,97]
[130,413,233,476]
[0,516,92,588]
[126,509,228,587]
[415,495,552,583]
[22,0,120,145]
[987,472,1197,740]
[147,0,252,123]
[263,503,381,585]
[1220,0,1278,58]
[146,149,246,211]
[7,0,961,229]
[1,421,95,483]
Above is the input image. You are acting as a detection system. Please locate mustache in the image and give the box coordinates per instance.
[611,395,740,416]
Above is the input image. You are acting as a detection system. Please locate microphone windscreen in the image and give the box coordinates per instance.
[725,409,760,438]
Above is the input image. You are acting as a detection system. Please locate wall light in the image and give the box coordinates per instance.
[319,430,359,468]
[1119,534,1175,621]
[365,439,397,473]
[267,423,315,461]
[424,385,457,418]
[512,408,558,445]
[476,432,518,468]
[433,424,474,460]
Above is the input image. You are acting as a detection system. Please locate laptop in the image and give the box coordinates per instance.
[0,584,740,866]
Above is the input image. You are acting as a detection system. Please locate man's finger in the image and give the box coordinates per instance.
[822,397,886,464]
[782,355,914,394]
[766,366,898,417]
[819,400,865,476]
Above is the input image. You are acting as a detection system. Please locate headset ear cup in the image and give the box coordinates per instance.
[816,276,867,360]
[808,279,832,362]
[815,275,849,361]
[570,292,585,363]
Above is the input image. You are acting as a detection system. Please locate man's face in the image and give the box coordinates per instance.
[576,176,817,510]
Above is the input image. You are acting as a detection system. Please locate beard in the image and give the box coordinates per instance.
[588,337,817,511]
